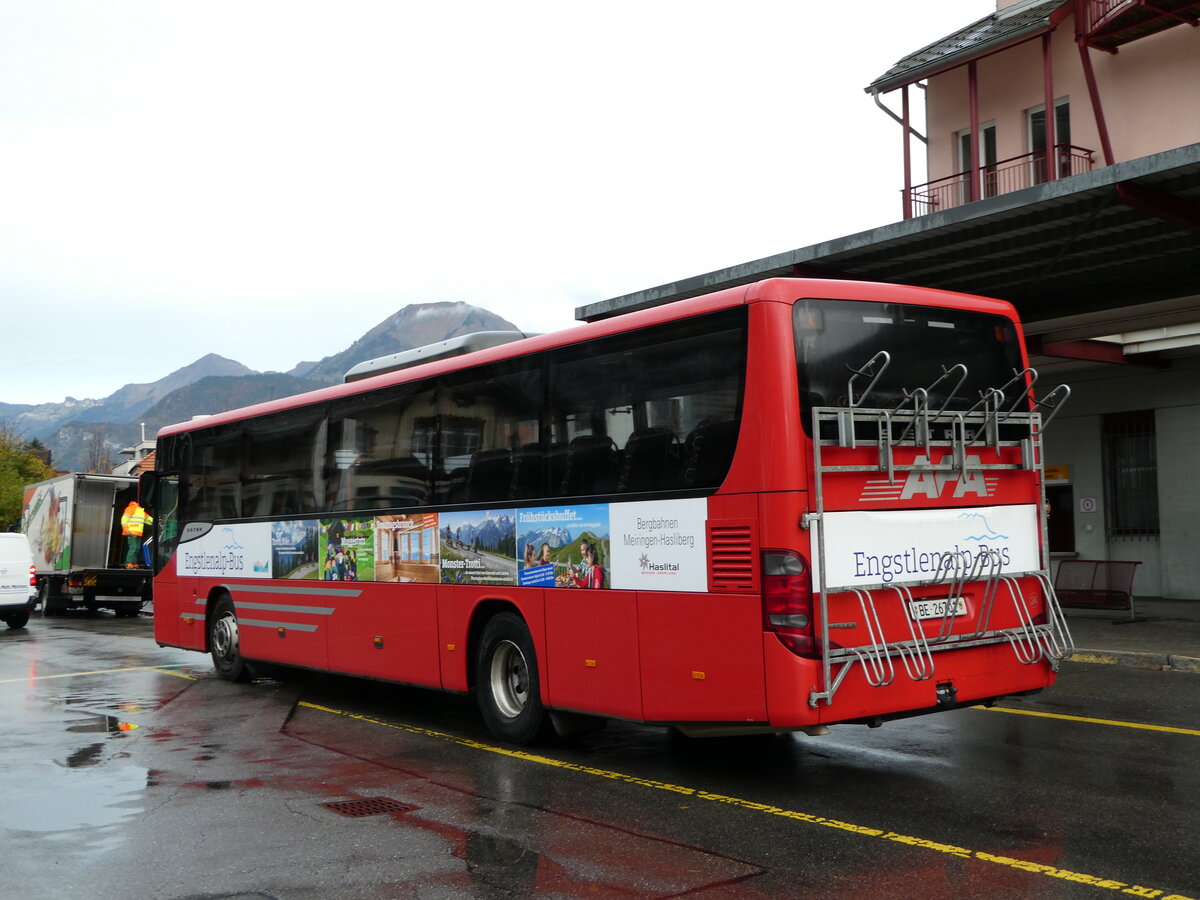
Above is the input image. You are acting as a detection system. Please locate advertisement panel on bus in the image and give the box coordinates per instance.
[174,497,708,592]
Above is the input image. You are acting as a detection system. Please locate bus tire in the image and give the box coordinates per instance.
[475,612,552,746]
[209,594,253,682]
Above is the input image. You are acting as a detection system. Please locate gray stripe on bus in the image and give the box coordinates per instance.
[177,611,324,632]
[222,600,335,616]
[238,618,320,632]
[219,583,362,598]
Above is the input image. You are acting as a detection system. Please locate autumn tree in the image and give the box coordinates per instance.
[82,427,116,474]
[0,424,57,530]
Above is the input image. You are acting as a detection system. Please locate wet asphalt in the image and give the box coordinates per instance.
[2,605,1198,900]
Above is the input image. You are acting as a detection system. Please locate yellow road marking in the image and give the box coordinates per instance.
[297,700,1194,899]
[0,664,196,684]
[981,705,1200,737]
[153,667,201,680]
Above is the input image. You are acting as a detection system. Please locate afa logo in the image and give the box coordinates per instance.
[859,454,999,502]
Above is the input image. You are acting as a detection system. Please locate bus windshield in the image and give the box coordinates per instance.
[793,297,1025,430]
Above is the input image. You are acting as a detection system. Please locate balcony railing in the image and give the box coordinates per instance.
[1081,0,1140,32]
[1080,0,1200,51]
[906,145,1095,218]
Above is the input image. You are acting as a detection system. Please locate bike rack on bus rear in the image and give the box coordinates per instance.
[804,357,1073,709]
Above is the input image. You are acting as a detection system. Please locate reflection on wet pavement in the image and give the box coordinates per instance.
[1,760,149,832]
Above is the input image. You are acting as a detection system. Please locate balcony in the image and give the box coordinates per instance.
[1081,0,1200,52]
[906,145,1094,218]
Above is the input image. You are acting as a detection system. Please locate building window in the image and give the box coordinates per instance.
[1102,410,1159,537]
[1029,100,1070,184]
[957,123,997,201]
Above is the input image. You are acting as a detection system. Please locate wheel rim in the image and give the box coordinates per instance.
[488,639,529,719]
[212,612,239,664]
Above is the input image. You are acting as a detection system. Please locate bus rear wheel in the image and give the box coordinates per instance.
[475,612,552,745]
[209,594,253,682]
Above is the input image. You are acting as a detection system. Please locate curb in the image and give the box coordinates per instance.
[1170,654,1200,674]
[1069,649,1200,673]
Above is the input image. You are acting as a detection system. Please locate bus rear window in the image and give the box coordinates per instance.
[793,298,1025,433]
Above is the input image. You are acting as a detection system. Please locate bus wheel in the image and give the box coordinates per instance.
[476,612,552,745]
[209,595,253,682]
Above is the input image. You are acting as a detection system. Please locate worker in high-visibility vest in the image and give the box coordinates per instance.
[121,500,153,568]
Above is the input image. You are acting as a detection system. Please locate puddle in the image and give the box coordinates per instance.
[0,761,148,832]
[462,830,542,894]
[66,742,106,769]
[66,712,140,735]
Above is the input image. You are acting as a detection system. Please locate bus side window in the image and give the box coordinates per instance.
[242,408,323,517]
[682,419,739,489]
[559,434,619,496]
[550,308,747,498]
[327,383,435,512]
[510,441,543,501]
[188,427,240,520]
[430,357,542,506]
[616,427,679,493]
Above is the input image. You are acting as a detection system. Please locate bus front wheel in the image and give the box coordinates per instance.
[475,612,552,745]
[209,594,253,682]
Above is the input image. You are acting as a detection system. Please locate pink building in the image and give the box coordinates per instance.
[867,0,1200,217]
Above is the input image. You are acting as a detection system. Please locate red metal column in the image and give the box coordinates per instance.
[1075,0,1116,165]
[902,85,913,219]
[1077,41,1115,165]
[1043,33,1057,181]
[968,60,980,202]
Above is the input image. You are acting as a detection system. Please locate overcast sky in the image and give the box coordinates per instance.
[0,1,994,406]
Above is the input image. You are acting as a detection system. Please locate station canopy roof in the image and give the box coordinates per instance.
[575,143,1200,371]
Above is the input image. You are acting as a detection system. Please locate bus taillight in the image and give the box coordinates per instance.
[762,550,817,658]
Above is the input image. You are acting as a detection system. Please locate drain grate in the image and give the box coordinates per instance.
[322,797,419,818]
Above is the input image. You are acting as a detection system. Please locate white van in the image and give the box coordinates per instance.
[1,532,36,629]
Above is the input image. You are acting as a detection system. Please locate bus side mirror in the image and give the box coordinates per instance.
[138,471,158,509]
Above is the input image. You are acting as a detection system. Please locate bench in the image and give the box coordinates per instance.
[1054,559,1142,621]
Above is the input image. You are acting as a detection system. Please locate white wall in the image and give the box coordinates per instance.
[1043,356,1200,599]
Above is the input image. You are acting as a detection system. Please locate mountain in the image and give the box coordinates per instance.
[41,373,327,473]
[0,401,34,419]
[98,354,257,422]
[5,396,108,442]
[138,372,327,424]
[7,354,254,442]
[10,302,523,474]
[300,301,520,385]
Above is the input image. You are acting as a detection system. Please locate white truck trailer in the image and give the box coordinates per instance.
[22,473,151,617]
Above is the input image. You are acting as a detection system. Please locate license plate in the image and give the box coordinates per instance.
[909,597,967,620]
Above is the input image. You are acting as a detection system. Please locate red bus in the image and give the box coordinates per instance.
[145,278,1073,744]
